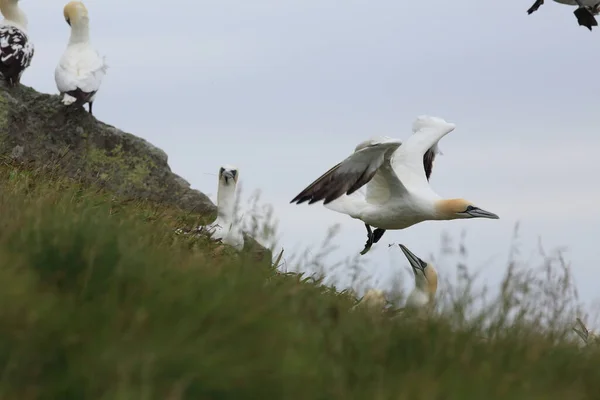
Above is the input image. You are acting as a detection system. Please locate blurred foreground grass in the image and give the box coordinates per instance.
[0,164,599,400]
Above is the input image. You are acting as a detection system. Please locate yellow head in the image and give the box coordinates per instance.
[399,244,438,302]
[63,1,88,26]
[436,198,499,221]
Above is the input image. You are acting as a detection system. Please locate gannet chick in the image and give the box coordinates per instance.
[290,115,499,255]
[202,165,244,251]
[0,0,34,87]
[527,0,600,31]
[399,244,437,311]
[55,1,108,115]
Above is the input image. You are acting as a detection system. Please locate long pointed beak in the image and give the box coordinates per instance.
[221,171,235,184]
[469,207,499,219]
[399,244,424,274]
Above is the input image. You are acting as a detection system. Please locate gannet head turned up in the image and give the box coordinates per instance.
[63,1,89,27]
[219,164,239,187]
[436,199,499,221]
[399,244,437,308]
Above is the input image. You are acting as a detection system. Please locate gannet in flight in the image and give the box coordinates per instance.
[290,115,499,255]
[202,165,245,251]
[527,0,600,30]
[55,1,108,115]
[0,0,34,87]
[399,244,438,311]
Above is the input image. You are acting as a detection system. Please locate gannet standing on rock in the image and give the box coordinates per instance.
[290,115,500,255]
[399,244,438,311]
[55,1,107,115]
[0,0,34,87]
[201,165,244,251]
[527,0,600,31]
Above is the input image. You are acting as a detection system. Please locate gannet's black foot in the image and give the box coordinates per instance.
[88,101,94,115]
[360,225,386,255]
[527,0,544,14]
[574,7,598,30]
[373,228,386,244]
[360,224,374,255]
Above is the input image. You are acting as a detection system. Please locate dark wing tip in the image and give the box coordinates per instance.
[423,148,436,181]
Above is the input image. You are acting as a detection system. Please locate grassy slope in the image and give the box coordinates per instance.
[0,164,599,400]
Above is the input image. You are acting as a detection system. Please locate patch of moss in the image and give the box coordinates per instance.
[84,143,155,191]
[0,92,10,134]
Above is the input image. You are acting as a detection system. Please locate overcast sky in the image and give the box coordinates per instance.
[20,0,600,321]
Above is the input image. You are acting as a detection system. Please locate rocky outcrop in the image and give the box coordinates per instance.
[0,84,270,261]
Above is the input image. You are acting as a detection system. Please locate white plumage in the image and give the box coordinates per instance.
[291,115,499,255]
[0,0,34,86]
[202,165,245,251]
[55,1,107,115]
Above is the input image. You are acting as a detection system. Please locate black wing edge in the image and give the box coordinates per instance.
[290,161,377,205]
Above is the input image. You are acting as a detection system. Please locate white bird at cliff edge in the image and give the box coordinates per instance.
[55,1,107,115]
[0,0,34,87]
[201,165,244,251]
[399,244,438,311]
[290,115,500,255]
[527,0,600,31]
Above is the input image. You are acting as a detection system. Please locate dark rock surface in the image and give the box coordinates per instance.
[0,84,271,261]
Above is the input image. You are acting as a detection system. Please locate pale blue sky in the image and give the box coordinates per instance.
[21,0,600,320]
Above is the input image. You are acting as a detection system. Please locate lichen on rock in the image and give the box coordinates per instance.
[0,84,271,261]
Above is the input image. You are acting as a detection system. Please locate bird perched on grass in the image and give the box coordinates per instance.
[0,0,34,87]
[527,0,600,31]
[55,1,108,115]
[290,115,499,255]
[399,244,438,312]
[200,165,245,251]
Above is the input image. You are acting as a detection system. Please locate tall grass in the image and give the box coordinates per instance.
[0,163,599,399]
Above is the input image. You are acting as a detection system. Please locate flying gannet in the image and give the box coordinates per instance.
[201,165,245,251]
[527,0,600,30]
[290,115,499,255]
[0,0,34,87]
[55,1,108,115]
[399,244,438,311]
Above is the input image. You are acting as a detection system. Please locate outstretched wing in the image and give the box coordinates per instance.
[392,116,455,188]
[291,138,403,205]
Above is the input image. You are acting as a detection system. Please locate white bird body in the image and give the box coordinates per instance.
[291,116,499,254]
[203,165,245,251]
[405,288,430,309]
[55,1,107,115]
[0,0,34,86]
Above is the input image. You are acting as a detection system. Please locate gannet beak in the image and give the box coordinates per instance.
[399,244,426,276]
[221,170,236,184]
[465,207,499,219]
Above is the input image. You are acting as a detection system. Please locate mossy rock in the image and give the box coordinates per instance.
[0,84,215,216]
